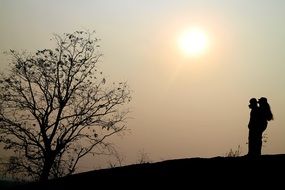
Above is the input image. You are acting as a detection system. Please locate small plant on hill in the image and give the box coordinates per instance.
[225,145,242,157]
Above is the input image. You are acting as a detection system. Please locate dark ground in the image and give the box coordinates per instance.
[3,154,285,189]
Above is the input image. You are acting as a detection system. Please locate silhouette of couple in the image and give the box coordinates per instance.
[247,97,273,157]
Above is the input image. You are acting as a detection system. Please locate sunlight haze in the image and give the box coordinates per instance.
[178,27,208,57]
[0,0,285,172]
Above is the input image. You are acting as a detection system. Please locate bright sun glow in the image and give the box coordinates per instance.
[178,28,208,56]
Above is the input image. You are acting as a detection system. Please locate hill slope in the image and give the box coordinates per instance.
[7,154,285,189]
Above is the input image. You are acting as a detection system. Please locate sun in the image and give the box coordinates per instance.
[178,27,208,56]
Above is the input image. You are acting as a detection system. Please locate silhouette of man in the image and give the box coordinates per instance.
[247,98,260,157]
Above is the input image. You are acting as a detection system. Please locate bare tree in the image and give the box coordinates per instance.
[107,149,126,168]
[136,149,151,164]
[0,31,131,181]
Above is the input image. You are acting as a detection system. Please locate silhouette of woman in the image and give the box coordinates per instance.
[256,97,273,155]
[247,98,260,157]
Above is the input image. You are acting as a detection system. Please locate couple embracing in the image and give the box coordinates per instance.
[247,97,273,157]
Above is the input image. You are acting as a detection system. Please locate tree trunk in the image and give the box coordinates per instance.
[39,157,53,181]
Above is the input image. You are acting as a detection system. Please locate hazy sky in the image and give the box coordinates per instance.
[1,0,285,171]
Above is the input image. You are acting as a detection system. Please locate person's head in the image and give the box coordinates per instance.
[258,97,274,121]
[258,97,267,104]
[248,98,258,109]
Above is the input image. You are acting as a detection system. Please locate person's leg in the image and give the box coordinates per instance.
[256,131,263,156]
[251,129,260,157]
[248,129,255,156]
